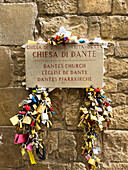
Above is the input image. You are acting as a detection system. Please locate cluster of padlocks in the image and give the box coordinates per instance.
[78,87,113,169]
[10,87,55,164]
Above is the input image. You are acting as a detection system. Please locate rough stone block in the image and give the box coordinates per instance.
[75,131,87,163]
[117,79,128,93]
[78,0,111,14]
[0,88,30,125]
[35,130,59,161]
[105,93,126,107]
[59,131,77,160]
[103,130,128,162]
[48,163,71,170]
[39,15,87,39]
[101,16,128,39]
[104,42,115,56]
[0,3,37,45]
[5,0,32,2]
[105,58,128,78]
[40,131,59,159]
[0,47,13,87]
[11,47,26,87]
[49,89,66,129]
[28,162,49,170]
[0,127,24,168]
[101,162,128,170]
[87,16,100,40]
[72,162,86,170]
[28,162,71,170]
[115,41,128,57]
[65,107,79,130]
[37,0,77,15]
[103,78,117,92]
[110,105,128,129]
[65,89,82,130]
[113,0,128,14]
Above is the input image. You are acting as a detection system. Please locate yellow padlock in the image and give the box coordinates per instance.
[96,157,100,163]
[89,141,92,149]
[88,158,95,166]
[10,115,19,126]
[35,123,41,131]
[22,116,32,124]
[37,104,42,113]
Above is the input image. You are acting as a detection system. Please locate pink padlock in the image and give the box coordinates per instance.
[14,134,28,144]
[98,107,103,112]
[26,143,33,151]
[86,154,91,160]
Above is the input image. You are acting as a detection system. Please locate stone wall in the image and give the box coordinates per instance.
[0,0,128,169]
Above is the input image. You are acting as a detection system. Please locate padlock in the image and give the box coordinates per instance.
[26,143,33,152]
[10,115,19,126]
[21,147,26,156]
[90,115,97,121]
[86,154,91,160]
[35,123,41,131]
[24,105,30,111]
[96,157,100,163]
[89,141,92,149]
[22,116,32,124]
[37,104,42,113]
[88,158,95,165]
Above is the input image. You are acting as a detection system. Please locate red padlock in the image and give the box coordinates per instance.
[30,121,35,127]
[104,101,110,107]
[25,105,30,111]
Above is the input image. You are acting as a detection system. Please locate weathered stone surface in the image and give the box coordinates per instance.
[115,41,128,57]
[103,78,117,92]
[104,42,115,56]
[39,15,87,39]
[11,47,25,87]
[0,3,37,45]
[28,162,49,170]
[72,162,86,170]
[109,105,128,129]
[65,89,83,130]
[105,93,126,107]
[87,16,100,40]
[5,0,33,2]
[104,58,109,75]
[113,0,128,14]
[78,0,111,14]
[59,131,77,160]
[0,127,24,168]
[40,131,59,159]
[117,79,128,93]
[48,163,71,170]
[28,162,71,170]
[103,130,128,162]
[65,107,79,130]
[0,88,30,125]
[101,16,128,39]
[49,89,66,129]
[0,47,13,87]
[101,162,128,170]
[75,131,87,163]
[105,58,128,78]
[37,0,77,15]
